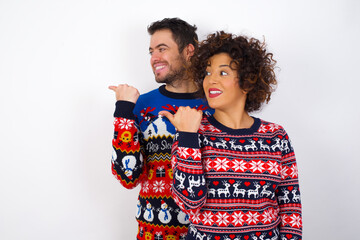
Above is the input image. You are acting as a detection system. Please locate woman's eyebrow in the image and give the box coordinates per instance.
[206,64,230,67]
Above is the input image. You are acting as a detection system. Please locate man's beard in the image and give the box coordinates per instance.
[155,56,187,86]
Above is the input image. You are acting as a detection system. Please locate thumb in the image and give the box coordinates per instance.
[108,86,117,91]
[159,111,174,124]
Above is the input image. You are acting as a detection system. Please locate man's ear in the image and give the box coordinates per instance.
[183,44,195,61]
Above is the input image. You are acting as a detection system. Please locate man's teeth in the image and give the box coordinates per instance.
[155,65,165,70]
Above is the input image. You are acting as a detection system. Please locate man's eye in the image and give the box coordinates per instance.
[149,51,153,56]
[220,71,228,76]
[159,48,166,52]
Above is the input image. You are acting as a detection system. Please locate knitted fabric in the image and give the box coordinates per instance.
[171,115,302,240]
[111,85,213,240]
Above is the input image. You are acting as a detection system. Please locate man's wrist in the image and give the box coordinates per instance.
[114,101,136,119]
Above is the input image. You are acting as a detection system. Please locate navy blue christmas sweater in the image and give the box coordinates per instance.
[111,85,213,240]
[171,115,302,240]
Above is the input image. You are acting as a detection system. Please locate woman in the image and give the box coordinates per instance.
[160,32,302,240]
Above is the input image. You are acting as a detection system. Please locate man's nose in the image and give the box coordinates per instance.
[151,51,161,63]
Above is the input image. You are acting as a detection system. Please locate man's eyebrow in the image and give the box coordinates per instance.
[149,43,169,51]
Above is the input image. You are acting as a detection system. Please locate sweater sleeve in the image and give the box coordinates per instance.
[171,131,207,215]
[276,131,302,239]
[111,101,145,189]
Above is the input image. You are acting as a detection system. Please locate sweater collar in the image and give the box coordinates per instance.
[159,85,200,99]
[206,115,261,135]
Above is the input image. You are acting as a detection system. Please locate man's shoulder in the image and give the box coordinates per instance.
[133,87,162,115]
[138,87,161,102]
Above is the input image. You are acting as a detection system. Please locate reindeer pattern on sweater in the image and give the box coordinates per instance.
[171,116,302,240]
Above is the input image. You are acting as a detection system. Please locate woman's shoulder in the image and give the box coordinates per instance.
[257,118,287,135]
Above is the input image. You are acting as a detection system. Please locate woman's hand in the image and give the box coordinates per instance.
[159,106,202,133]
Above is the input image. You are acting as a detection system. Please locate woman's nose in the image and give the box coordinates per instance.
[207,74,218,84]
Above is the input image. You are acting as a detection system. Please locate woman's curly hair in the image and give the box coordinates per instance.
[191,31,277,112]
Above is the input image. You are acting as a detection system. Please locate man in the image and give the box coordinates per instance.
[109,18,212,240]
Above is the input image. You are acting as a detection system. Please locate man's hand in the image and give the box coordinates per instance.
[159,106,202,133]
[108,84,140,103]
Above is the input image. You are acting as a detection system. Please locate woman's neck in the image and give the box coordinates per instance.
[213,109,254,129]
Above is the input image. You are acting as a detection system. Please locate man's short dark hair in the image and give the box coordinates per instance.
[147,18,198,53]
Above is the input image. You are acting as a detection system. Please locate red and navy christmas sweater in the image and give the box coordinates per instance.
[171,115,302,240]
[111,85,213,240]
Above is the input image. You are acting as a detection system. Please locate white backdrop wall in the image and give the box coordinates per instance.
[1,0,359,239]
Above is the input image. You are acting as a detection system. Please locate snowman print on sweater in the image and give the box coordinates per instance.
[143,200,154,222]
[121,155,136,180]
[135,198,141,219]
[175,209,190,224]
[158,200,172,224]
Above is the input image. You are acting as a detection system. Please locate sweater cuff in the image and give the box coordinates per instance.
[114,101,136,119]
[177,131,200,149]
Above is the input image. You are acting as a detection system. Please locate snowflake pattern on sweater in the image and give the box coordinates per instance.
[171,116,302,240]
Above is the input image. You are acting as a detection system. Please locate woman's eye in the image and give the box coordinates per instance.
[220,71,228,76]
[205,71,211,76]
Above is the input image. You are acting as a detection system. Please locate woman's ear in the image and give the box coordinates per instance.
[237,78,248,95]
[240,85,248,95]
